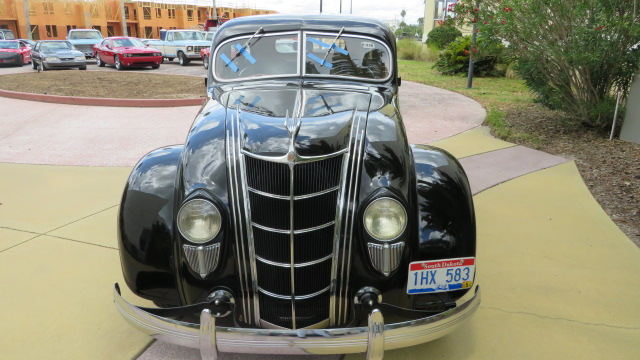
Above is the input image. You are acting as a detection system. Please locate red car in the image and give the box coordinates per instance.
[93,37,162,70]
[0,40,31,66]
[200,47,210,69]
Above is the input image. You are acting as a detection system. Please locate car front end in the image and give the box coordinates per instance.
[115,15,478,359]
[42,50,87,69]
[0,49,21,65]
[118,49,163,67]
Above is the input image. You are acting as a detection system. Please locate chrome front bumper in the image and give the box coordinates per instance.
[114,284,480,360]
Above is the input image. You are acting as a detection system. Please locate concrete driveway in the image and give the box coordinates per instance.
[0,63,638,360]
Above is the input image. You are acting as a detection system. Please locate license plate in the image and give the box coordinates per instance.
[407,257,475,294]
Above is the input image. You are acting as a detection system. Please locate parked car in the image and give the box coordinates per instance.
[67,28,103,58]
[30,40,87,71]
[18,38,36,48]
[93,37,162,70]
[200,46,210,69]
[0,40,31,66]
[0,29,15,40]
[114,15,479,359]
[202,31,216,42]
[146,29,209,65]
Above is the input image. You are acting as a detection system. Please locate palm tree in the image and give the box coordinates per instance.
[400,9,406,23]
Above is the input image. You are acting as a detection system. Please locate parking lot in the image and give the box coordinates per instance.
[1,61,639,360]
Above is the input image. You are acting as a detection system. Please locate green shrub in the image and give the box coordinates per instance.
[397,39,423,61]
[426,25,462,49]
[433,35,506,76]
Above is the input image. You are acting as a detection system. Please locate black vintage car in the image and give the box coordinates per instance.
[115,15,479,359]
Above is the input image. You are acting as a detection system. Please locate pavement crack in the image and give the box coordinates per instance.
[483,306,640,330]
[43,204,119,235]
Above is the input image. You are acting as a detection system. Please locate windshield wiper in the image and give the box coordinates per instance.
[229,27,263,63]
[320,27,345,67]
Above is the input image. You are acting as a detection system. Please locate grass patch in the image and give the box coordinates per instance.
[398,59,540,143]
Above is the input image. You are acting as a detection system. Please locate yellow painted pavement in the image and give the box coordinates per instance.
[428,126,515,159]
[347,162,640,360]
[0,163,130,234]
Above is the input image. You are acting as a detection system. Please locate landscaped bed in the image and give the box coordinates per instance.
[400,60,640,246]
[0,71,205,99]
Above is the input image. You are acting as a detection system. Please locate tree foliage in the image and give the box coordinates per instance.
[434,35,506,76]
[451,0,640,127]
[426,24,463,49]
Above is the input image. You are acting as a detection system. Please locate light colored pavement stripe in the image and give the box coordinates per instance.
[400,81,485,144]
[459,145,569,194]
[0,96,199,166]
[428,126,515,159]
[349,162,640,360]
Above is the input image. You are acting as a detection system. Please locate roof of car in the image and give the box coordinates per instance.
[213,14,395,48]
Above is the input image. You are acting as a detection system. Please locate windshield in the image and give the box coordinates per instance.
[68,31,103,40]
[213,31,391,82]
[112,38,146,48]
[0,41,19,49]
[215,33,299,80]
[305,32,391,80]
[41,42,73,51]
[173,31,204,41]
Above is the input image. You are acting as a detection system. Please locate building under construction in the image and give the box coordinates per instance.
[0,0,276,40]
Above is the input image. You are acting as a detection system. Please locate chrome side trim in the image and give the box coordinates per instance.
[258,286,331,300]
[248,186,339,200]
[366,242,406,277]
[226,112,250,323]
[183,244,221,279]
[235,108,261,325]
[366,309,384,360]
[114,283,481,355]
[252,221,335,234]
[339,114,366,324]
[256,254,333,268]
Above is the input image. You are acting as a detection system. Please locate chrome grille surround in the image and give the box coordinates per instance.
[226,93,369,329]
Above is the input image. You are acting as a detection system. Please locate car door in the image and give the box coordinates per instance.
[104,40,116,65]
[95,39,106,62]
[19,41,31,63]
[31,42,41,65]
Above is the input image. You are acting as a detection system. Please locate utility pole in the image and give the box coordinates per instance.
[466,1,480,89]
[320,0,323,14]
[22,0,32,40]
[120,0,128,36]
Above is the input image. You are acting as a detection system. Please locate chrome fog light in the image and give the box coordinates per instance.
[363,197,407,241]
[177,199,222,243]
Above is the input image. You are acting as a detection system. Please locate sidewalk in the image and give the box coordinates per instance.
[0,82,638,360]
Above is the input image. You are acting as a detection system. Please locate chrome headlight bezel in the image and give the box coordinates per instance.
[363,197,408,242]
[176,198,222,244]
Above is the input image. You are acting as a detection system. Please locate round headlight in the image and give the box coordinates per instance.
[363,197,407,241]
[177,199,222,243]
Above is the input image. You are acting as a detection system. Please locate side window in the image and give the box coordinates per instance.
[167,32,173,41]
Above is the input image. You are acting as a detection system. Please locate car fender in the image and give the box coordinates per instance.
[411,144,476,261]
[118,145,183,304]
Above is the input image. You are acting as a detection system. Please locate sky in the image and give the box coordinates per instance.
[221,0,427,26]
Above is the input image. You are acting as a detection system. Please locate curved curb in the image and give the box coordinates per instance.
[0,88,206,107]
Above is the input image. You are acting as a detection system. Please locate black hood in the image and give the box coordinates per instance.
[226,87,384,157]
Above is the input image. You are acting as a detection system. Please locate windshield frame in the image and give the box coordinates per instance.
[211,30,393,84]
[212,31,302,83]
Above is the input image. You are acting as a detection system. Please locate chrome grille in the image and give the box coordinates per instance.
[245,155,343,329]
